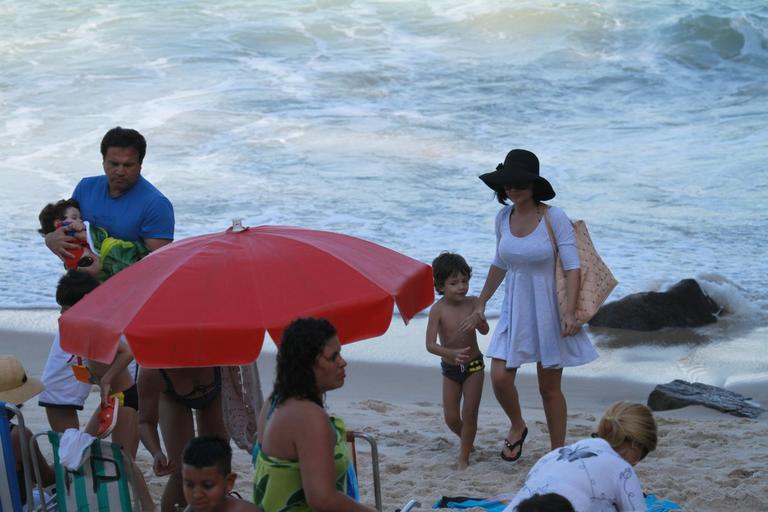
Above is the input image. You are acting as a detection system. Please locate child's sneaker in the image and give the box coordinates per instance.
[96,394,121,438]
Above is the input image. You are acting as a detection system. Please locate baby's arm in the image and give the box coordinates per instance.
[426,304,470,364]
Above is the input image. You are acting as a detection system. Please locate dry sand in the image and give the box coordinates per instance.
[3,323,767,511]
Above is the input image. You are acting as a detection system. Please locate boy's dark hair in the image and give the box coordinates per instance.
[182,435,232,475]
[38,199,81,236]
[56,270,100,307]
[271,317,337,408]
[431,252,471,294]
[101,126,147,163]
[515,493,575,512]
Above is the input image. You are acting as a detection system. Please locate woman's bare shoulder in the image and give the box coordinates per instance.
[273,398,329,424]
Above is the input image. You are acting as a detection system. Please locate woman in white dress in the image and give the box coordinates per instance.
[504,401,658,512]
[465,149,598,461]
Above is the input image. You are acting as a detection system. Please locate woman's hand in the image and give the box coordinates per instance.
[459,301,487,333]
[561,311,581,337]
[152,452,176,476]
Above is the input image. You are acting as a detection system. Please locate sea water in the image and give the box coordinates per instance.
[1,0,766,387]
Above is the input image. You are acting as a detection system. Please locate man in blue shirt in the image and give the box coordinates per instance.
[46,126,174,257]
[42,126,174,432]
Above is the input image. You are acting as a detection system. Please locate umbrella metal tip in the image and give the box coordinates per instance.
[231,218,246,232]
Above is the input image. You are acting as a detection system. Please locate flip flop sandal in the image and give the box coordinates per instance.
[96,394,121,439]
[500,426,528,462]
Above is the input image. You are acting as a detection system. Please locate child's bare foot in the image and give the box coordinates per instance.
[457,457,469,470]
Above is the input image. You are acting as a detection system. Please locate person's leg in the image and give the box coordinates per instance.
[159,396,195,512]
[441,376,463,438]
[110,406,139,454]
[458,371,484,469]
[45,407,80,432]
[126,454,155,511]
[113,407,154,510]
[490,358,526,459]
[83,410,99,435]
[537,364,566,449]
[194,393,228,439]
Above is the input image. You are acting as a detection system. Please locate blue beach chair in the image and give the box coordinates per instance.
[32,431,140,512]
[1,402,35,512]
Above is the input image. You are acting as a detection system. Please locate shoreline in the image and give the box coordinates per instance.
[6,315,766,405]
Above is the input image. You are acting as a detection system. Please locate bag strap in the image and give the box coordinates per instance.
[542,206,559,258]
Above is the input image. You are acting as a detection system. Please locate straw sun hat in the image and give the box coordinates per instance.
[0,355,44,405]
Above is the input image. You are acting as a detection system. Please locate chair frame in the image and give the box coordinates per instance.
[347,431,382,512]
[1,402,35,510]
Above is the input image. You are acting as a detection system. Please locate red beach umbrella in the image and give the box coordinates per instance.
[59,225,434,368]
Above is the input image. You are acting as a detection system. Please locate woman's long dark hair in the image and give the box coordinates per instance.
[270,317,337,407]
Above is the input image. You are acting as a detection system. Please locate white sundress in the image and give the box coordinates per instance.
[486,204,598,369]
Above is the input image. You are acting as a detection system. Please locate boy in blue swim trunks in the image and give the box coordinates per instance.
[426,252,489,469]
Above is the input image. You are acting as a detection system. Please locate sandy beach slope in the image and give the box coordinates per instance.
[3,323,767,512]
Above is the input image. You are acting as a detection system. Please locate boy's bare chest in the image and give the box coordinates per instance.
[438,300,475,344]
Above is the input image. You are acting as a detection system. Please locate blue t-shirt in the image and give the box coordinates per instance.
[73,175,174,241]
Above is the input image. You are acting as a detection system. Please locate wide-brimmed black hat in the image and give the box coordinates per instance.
[479,149,556,201]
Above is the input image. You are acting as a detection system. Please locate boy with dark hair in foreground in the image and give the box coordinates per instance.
[182,435,260,512]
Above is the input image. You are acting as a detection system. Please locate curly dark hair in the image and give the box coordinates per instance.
[101,126,147,163]
[270,317,337,408]
[38,198,80,236]
[431,252,471,295]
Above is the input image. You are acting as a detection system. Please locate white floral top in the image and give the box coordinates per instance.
[505,437,646,512]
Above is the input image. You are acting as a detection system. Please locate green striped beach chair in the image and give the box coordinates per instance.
[33,432,140,512]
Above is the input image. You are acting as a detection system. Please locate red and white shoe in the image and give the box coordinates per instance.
[96,395,120,439]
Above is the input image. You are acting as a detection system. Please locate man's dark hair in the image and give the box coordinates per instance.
[100,127,147,163]
[516,493,575,512]
[38,199,81,236]
[431,252,471,295]
[182,435,232,475]
[271,317,337,408]
[56,270,100,307]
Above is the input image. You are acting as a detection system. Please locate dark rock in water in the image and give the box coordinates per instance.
[648,379,764,418]
[589,279,720,331]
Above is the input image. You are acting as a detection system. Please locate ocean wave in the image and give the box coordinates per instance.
[659,13,768,69]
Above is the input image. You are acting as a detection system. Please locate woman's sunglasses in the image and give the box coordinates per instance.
[503,181,532,191]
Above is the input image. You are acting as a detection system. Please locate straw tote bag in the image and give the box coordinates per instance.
[543,208,617,324]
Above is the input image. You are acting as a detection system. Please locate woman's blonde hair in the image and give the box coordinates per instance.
[597,401,657,456]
